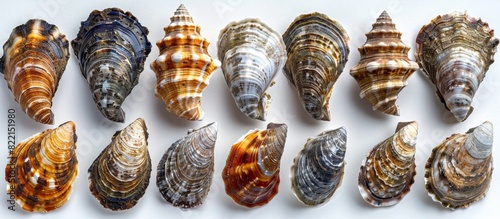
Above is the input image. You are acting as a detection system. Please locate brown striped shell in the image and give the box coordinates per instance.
[222,123,288,208]
[151,4,220,121]
[5,121,78,212]
[350,11,418,116]
[0,19,70,124]
[88,118,151,211]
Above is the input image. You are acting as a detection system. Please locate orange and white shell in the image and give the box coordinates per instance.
[350,11,418,116]
[5,121,78,212]
[151,4,221,121]
[0,19,70,124]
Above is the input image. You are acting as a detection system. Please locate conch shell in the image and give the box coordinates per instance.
[5,121,78,212]
[358,121,418,207]
[415,12,499,121]
[156,122,218,209]
[290,127,347,206]
[218,19,287,121]
[222,123,288,207]
[151,5,221,121]
[0,19,70,124]
[72,8,151,123]
[88,118,151,211]
[283,12,350,121]
[425,121,493,209]
[350,11,418,116]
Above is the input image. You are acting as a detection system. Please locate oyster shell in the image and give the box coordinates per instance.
[151,5,221,121]
[218,19,287,121]
[156,122,218,209]
[222,123,288,207]
[5,121,78,212]
[88,118,151,211]
[0,19,70,124]
[358,121,418,207]
[415,12,499,122]
[290,127,347,206]
[350,11,418,116]
[72,8,151,123]
[425,121,493,209]
[283,12,349,121]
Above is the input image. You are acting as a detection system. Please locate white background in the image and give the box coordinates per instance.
[1,0,500,218]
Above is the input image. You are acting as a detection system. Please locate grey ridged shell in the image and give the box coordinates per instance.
[290,127,347,206]
[156,122,218,209]
[218,19,287,121]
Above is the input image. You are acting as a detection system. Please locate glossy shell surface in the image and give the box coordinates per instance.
[415,12,499,122]
[0,19,70,124]
[283,12,349,121]
[218,19,287,121]
[222,123,288,207]
[151,5,220,121]
[290,127,347,206]
[358,121,418,207]
[425,121,493,209]
[350,11,418,116]
[5,121,78,212]
[88,118,151,211]
[72,8,151,123]
[156,122,218,209]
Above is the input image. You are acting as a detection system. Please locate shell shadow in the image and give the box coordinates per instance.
[153,98,196,129]
[347,81,388,121]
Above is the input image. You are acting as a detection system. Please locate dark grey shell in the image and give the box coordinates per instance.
[72,8,151,123]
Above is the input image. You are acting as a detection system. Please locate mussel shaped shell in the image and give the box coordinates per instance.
[290,127,347,206]
[0,19,70,124]
[416,12,499,122]
[358,121,418,207]
[283,13,349,121]
[5,121,78,212]
[218,19,287,121]
[151,5,221,121]
[425,121,493,209]
[350,11,418,116]
[72,8,151,123]
[156,122,218,208]
[222,123,288,207]
[88,118,151,211]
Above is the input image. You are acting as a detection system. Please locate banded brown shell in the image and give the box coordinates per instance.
[350,11,418,116]
[222,123,288,207]
[151,4,221,121]
[218,19,287,121]
[425,121,493,209]
[358,121,418,207]
[0,19,70,124]
[5,121,78,212]
[72,8,151,123]
[88,118,151,211]
[415,12,499,122]
[156,122,218,209]
[283,12,350,121]
[290,127,347,206]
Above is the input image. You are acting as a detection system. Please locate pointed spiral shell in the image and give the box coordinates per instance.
[0,19,70,124]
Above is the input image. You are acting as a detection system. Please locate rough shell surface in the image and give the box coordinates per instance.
[218,19,287,121]
[72,8,151,123]
[222,123,288,207]
[283,12,350,121]
[156,122,218,209]
[88,118,151,211]
[0,19,70,124]
[350,11,418,116]
[425,121,493,209]
[415,12,499,122]
[5,121,78,212]
[290,127,347,206]
[151,5,221,121]
[358,121,418,207]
